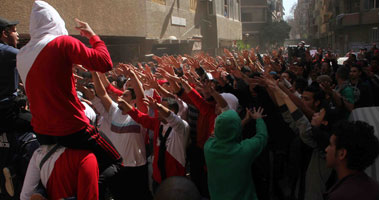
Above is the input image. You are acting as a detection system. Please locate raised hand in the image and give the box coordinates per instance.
[251,107,265,119]
[73,73,84,81]
[146,96,159,110]
[73,64,88,72]
[185,56,200,69]
[224,48,234,58]
[157,68,179,81]
[137,62,144,70]
[250,48,257,62]
[145,71,159,89]
[117,98,133,115]
[75,18,96,39]
[169,56,181,68]
[263,55,271,66]
[119,63,133,78]
[78,85,95,101]
[311,108,327,127]
[114,63,126,77]
[243,107,252,121]
[319,81,334,95]
[264,75,279,90]
[152,56,163,65]
[210,68,222,80]
[238,55,246,66]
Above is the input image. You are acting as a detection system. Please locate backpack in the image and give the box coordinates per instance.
[0,130,39,199]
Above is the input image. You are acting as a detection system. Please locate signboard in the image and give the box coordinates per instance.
[192,41,202,50]
[171,16,186,27]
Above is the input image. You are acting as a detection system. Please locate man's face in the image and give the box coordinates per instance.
[121,90,133,103]
[325,134,338,168]
[350,67,361,80]
[302,91,317,111]
[2,26,19,48]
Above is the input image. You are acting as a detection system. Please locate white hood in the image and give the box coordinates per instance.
[17,1,68,87]
[220,93,239,111]
[29,0,68,39]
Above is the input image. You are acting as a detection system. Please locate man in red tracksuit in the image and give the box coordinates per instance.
[21,146,99,200]
[17,1,122,197]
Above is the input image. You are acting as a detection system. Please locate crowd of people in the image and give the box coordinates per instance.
[0,1,379,200]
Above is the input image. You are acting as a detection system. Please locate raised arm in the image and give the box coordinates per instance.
[205,81,228,111]
[92,72,113,112]
[118,98,157,130]
[120,64,148,113]
[320,81,354,112]
[66,19,112,73]
[279,82,315,120]
[242,107,268,160]
[183,85,215,115]
[144,68,176,99]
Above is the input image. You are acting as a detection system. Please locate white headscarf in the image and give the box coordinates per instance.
[220,93,239,111]
[17,1,68,87]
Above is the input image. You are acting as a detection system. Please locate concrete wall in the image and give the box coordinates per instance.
[2,0,146,37]
[216,16,242,41]
[145,0,201,40]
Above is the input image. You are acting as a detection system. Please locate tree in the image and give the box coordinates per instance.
[236,40,251,51]
[259,20,291,47]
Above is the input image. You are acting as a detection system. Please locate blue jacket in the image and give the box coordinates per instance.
[0,43,19,100]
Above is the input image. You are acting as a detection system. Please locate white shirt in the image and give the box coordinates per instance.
[92,97,146,167]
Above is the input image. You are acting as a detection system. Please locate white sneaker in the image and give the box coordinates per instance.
[3,167,14,197]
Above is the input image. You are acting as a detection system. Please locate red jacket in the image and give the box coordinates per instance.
[25,35,112,136]
[47,149,99,200]
[127,107,187,183]
[181,88,216,148]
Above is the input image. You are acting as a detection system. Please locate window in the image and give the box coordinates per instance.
[216,0,223,15]
[241,7,266,22]
[190,0,197,11]
[241,13,252,22]
[224,0,229,17]
[372,27,379,42]
[345,0,360,12]
[236,0,240,21]
[152,0,165,5]
[365,0,379,9]
[230,0,234,19]
[208,1,214,15]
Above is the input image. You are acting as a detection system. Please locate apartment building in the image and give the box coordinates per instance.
[2,0,242,61]
[305,0,378,54]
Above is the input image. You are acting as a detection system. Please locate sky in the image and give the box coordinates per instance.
[283,0,298,20]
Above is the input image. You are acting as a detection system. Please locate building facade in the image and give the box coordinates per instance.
[2,0,242,62]
[305,0,378,54]
[269,0,284,22]
[240,0,284,49]
[293,0,312,41]
[202,0,242,55]
[241,0,269,47]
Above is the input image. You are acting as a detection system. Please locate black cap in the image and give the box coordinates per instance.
[0,17,19,29]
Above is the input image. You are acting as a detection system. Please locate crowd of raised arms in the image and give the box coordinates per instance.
[0,1,378,200]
